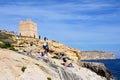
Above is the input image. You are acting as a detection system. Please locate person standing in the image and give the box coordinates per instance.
[44,37,47,41]
[43,42,49,52]
[39,35,41,39]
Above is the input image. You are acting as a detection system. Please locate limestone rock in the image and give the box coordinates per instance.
[0,49,112,80]
[81,62,114,80]
[0,49,60,80]
[15,37,81,62]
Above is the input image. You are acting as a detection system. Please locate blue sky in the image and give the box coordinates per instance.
[0,0,120,58]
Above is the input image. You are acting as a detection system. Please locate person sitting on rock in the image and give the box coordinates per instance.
[38,52,44,58]
[61,53,68,66]
[61,53,73,67]
[42,50,51,63]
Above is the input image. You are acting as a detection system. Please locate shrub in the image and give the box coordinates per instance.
[49,49,54,53]
[47,77,52,80]
[9,46,16,51]
[0,43,11,48]
[0,43,17,51]
[67,57,71,60]
[0,31,16,50]
[21,66,26,72]
[35,63,39,66]
[52,56,60,59]
[0,45,7,48]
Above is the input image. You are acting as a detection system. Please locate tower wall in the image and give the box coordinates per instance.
[19,19,38,38]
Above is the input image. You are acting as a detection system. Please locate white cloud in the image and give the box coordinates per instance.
[0,0,119,21]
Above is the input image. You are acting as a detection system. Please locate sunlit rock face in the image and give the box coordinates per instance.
[0,49,113,80]
[57,67,107,80]
[15,38,81,63]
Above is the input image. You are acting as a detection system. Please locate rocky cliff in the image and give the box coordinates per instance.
[81,51,115,60]
[81,62,114,80]
[14,36,81,63]
[0,30,114,80]
[0,49,113,80]
[0,30,81,62]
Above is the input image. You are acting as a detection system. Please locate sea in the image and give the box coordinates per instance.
[81,59,120,80]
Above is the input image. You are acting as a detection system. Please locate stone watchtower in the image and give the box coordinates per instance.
[19,19,38,38]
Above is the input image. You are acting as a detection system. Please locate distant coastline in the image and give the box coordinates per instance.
[81,51,115,60]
